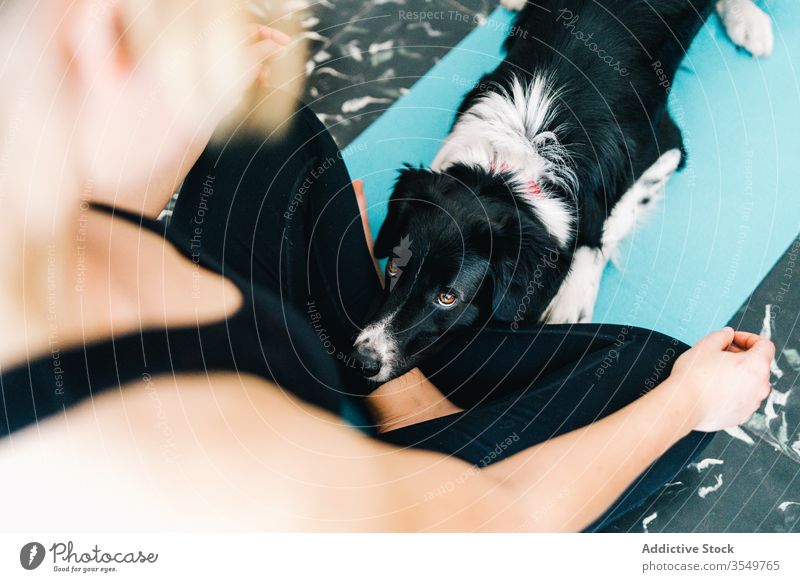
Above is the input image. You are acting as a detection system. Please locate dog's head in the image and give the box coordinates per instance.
[352,164,572,381]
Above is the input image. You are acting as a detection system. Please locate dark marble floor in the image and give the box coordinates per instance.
[302,0,494,145]
[604,238,800,533]
[163,0,486,217]
[304,1,800,532]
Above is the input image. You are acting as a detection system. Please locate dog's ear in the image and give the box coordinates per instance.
[490,255,535,321]
[485,213,567,322]
[374,166,433,258]
[374,198,408,258]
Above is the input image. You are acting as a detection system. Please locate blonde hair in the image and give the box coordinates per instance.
[120,0,305,135]
[0,0,305,362]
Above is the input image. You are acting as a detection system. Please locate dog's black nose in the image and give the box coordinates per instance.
[353,343,382,378]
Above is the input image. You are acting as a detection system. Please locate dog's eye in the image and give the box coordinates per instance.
[387,260,398,276]
[436,291,458,307]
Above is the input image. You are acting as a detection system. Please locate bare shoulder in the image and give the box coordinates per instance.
[0,373,393,530]
[0,373,521,532]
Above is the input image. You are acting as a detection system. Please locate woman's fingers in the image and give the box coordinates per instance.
[727,331,775,362]
[248,24,292,45]
[259,25,291,45]
[747,336,776,361]
[251,38,287,63]
[698,326,735,351]
[731,330,765,350]
[244,38,288,88]
[725,330,775,355]
[243,26,292,87]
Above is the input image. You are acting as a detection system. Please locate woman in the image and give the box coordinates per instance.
[0,0,773,531]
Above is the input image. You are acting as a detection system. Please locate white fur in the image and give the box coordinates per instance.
[602,148,682,266]
[433,75,576,248]
[520,188,574,249]
[717,0,774,57]
[541,246,606,323]
[354,312,399,382]
[500,0,527,11]
[542,149,682,323]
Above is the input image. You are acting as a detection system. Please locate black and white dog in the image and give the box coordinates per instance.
[352,0,773,382]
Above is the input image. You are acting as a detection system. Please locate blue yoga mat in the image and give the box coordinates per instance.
[341,5,800,344]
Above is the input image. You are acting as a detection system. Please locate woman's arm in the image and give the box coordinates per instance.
[478,372,699,531]
[0,371,523,531]
[373,327,774,531]
[0,329,772,531]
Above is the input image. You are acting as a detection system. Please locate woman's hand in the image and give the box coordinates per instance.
[121,25,294,217]
[248,25,293,89]
[669,327,774,432]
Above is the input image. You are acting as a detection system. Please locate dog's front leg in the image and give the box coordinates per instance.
[601,148,682,268]
[540,246,607,324]
[541,148,683,324]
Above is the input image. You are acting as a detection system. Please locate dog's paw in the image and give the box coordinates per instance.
[640,148,682,190]
[542,302,594,325]
[600,148,680,268]
[717,0,774,57]
[500,0,527,12]
[540,247,605,324]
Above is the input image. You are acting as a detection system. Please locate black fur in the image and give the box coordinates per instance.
[353,0,714,380]
[462,0,713,246]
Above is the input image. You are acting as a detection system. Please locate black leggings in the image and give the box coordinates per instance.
[168,103,713,531]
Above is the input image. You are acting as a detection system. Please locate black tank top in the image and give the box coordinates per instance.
[0,205,343,437]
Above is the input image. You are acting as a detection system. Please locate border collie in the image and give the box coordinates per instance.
[353,0,773,382]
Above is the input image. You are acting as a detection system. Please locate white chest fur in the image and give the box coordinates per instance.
[431,76,576,249]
